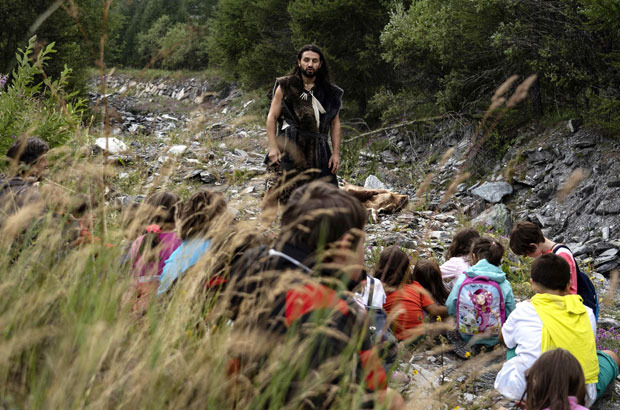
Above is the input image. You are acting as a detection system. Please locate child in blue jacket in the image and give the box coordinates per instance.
[446,236,516,349]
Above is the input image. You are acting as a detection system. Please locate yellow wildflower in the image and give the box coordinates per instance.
[436,315,442,322]
[464,351,471,358]
[454,406,460,410]
[412,369,418,375]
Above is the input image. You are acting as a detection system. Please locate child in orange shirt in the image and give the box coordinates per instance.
[378,246,448,341]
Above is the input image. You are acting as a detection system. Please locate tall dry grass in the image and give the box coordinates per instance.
[2,4,616,410]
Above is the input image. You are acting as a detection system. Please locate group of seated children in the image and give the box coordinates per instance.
[126,188,228,309]
[362,221,617,408]
[492,222,618,408]
[124,179,617,409]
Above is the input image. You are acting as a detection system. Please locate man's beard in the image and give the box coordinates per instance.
[302,67,317,78]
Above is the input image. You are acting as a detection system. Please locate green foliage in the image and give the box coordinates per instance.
[159,23,209,70]
[366,88,438,124]
[379,0,620,128]
[207,0,294,88]
[0,37,86,156]
[136,15,173,67]
[134,15,208,70]
[288,0,393,113]
[0,0,123,98]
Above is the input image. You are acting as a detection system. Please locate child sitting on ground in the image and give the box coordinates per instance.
[524,348,589,410]
[509,220,598,317]
[494,253,619,407]
[414,259,450,306]
[446,236,516,352]
[440,228,480,287]
[157,189,227,295]
[355,272,387,309]
[380,246,448,341]
[129,191,181,307]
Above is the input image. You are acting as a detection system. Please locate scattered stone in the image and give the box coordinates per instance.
[167,145,188,155]
[595,200,620,215]
[470,182,513,203]
[463,393,476,403]
[233,148,248,158]
[608,179,620,188]
[161,114,179,121]
[572,138,596,149]
[596,260,620,274]
[95,137,128,154]
[472,204,512,234]
[571,244,591,257]
[200,171,217,184]
[364,175,387,190]
[599,248,618,258]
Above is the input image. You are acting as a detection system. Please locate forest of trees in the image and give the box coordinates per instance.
[1,0,619,127]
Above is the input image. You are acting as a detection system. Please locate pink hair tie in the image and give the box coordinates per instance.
[146,224,161,234]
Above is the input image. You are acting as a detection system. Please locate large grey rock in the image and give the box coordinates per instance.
[595,200,620,215]
[364,175,387,190]
[599,248,619,258]
[524,148,552,164]
[596,260,620,274]
[471,181,513,203]
[608,179,620,188]
[473,204,513,234]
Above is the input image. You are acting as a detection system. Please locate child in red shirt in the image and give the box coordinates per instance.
[378,246,448,341]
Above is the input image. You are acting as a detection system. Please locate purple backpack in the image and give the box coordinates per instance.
[455,276,506,337]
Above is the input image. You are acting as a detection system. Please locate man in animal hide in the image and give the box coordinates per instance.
[265,44,343,204]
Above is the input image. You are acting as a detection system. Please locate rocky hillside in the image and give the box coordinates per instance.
[89,74,620,409]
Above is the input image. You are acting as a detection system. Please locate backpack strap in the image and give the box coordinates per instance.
[367,277,375,307]
[551,243,576,264]
[267,249,312,273]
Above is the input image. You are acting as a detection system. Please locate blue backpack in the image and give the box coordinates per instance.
[553,244,599,320]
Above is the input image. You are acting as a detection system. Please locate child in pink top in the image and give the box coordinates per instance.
[440,228,480,286]
[129,191,181,310]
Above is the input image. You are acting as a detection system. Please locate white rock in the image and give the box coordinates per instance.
[167,145,188,155]
[463,393,476,403]
[95,137,128,154]
[364,175,387,190]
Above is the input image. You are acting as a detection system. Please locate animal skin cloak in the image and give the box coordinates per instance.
[266,74,343,202]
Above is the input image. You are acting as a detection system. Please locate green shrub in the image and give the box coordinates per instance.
[0,36,86,157]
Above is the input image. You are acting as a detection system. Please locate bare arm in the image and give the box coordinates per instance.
[266,86,283,164]
[425,303,449,318]
[498,325,505,346]
[328,114,341,173]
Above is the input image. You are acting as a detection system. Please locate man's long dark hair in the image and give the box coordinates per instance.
[291,44,333,88]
